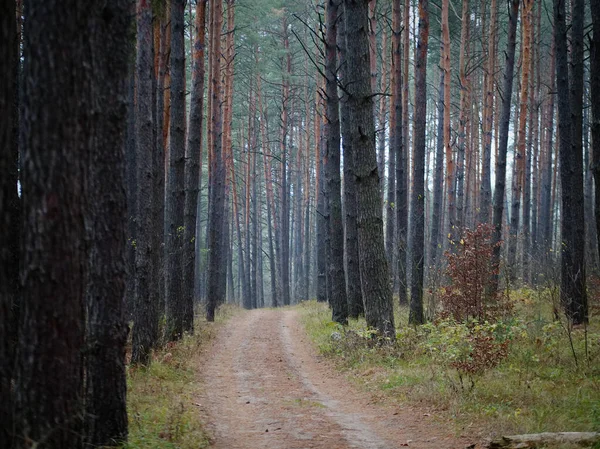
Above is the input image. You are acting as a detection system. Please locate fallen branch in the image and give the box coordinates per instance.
[488,432,600,448]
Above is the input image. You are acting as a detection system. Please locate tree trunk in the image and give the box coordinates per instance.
[343,0,395,339]
[280,16,292,307]
[339,8,364,318]
[455,0,470,231]
[0,1,19,446]
[490,0,520,295]
[554,0,588,324]
[84,1,131,443]
[479,0,497,224]
[441,0,454,245]
[206,0,226,321]
[16,1,131,446]
[398,0,410,306]
[132,0,159,365]
[430,72,445,267]
[592,0,600,265]
[409,0,430,325]
[183,0,207,323]
[165,0,191,335]
[325,0,348,324]
[391,0,406,308]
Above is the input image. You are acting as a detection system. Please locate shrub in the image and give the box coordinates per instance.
[441,224,512,322]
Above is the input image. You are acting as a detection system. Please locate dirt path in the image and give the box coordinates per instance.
[197,309,479,449]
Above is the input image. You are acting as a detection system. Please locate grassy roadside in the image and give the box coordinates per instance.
[298,296,600,442]
[125,304,239,449]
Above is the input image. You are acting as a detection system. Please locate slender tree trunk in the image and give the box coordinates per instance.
[592,0,600,265]
[397,0,409,306]
[183,0,207,324]
[430,72,445,267]
[479,0,497,224]
[325,0,348,324]
[508,0,532,283]
[441,0,454,245]
[455,0,469,232]
[280,16,292,307]
[166,0,190,335]
[343,0,395,339]
[206,0,226,321]
[391,0,406,307]
[409,0,430,325]
[132,0,159,365]
[155,5,168,310]
[257,73,279,307]
[490,0,520,294]
[0,1,19,446]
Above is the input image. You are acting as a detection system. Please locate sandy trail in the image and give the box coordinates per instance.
[197,308,478,449]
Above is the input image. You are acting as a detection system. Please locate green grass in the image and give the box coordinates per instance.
[125,304,240,449]
[298,292,600,440]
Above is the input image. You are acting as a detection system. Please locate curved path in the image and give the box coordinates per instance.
[197,308,478,449]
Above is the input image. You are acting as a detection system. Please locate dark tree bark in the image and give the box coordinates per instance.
[430,72,445,267]
[554,0,587,324]
[490,0,520,294]
[183,0,207,323]
[339,6,364,318]
[154,5,168,313]
[392,0,407,307]
[325,0,348,324]
[479,0,497,225]
[343,0,395,339]
[206,0,226,321]
[409,0,430,325]
[280,16,292,307]
[84,0,131,444]
[166,0,192,335]
[592,0,600,264]
[132,0,159,365]
[16,1,131,447]
[0,1,19,446]
[539,42,555,262]
[317,120,329,303]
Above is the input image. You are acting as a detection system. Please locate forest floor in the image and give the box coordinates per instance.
[196,308,480,449]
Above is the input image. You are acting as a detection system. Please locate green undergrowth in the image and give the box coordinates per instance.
[125,304,240,449]
[298,294,600,442]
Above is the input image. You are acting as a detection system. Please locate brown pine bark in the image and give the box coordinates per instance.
[479,0,497,224]
[455,0,470,231]
[441,0,454,244]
